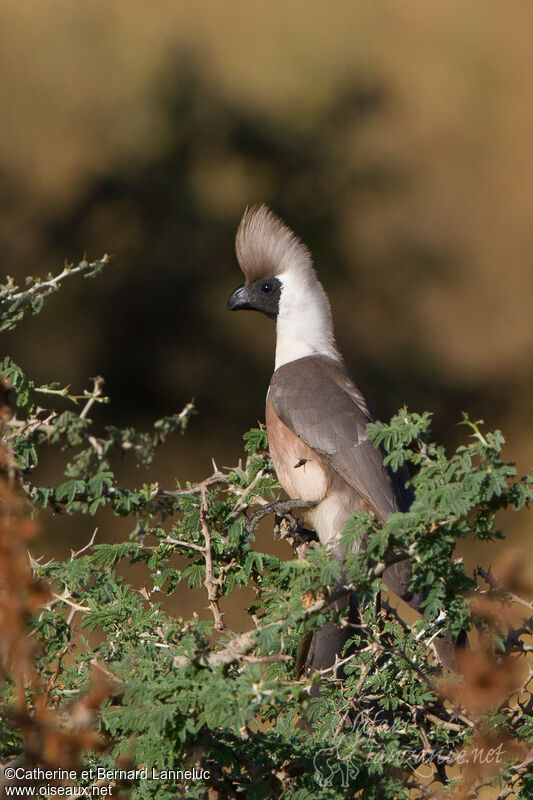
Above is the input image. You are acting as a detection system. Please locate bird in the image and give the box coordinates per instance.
[227,204,461,676]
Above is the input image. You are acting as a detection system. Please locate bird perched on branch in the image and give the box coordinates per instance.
[227,205,462,676]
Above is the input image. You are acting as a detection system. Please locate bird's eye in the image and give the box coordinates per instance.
[261,281,274,294]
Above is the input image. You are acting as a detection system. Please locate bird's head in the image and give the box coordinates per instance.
[227,204,339,367]
[227,205,313,320]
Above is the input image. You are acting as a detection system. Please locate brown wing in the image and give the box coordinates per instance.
[268,355,406,521]
[270,356,465,671]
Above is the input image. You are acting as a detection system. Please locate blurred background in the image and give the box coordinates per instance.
[1,1,532,578]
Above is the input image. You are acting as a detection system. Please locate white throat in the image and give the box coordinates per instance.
[274,271,341,369]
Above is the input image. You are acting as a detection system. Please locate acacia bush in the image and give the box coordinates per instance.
[0,259,532,800]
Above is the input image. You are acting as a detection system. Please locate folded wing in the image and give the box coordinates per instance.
[268,355,410,521]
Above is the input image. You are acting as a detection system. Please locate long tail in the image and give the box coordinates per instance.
[383,559,468,670]
[298,559,467,679]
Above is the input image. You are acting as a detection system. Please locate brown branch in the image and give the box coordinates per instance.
[200,487,226,631]
[79,376,106,419]
[241,654,292,664]
[70,527,99,560]
[476,565,533,612]
[163,536,205,554]
[159,469,232,499]
[424,711,463,732]
[173,631,257,669]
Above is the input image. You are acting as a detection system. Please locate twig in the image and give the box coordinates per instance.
[476,565,533,612]
[3,256,111,306]
[159,470,231,499]
[424,711,463,732]
[163,536,205,554]
[70,528,98,560]
[50,591,91,612]
[79,376,107,418]
[173,631,256,668]
[317,646,372,677]
[201,487,226,631]
[241,654,292,664]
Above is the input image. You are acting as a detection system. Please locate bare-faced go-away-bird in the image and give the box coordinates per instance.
[227,205,462,678]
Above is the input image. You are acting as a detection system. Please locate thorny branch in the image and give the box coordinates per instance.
[476,564,533,612]
[200,486,226,631]
[0,256,111,330]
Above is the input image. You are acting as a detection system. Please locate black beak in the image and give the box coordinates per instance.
[227,285,252,311]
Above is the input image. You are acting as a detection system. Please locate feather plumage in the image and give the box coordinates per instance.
[235,205,314,285]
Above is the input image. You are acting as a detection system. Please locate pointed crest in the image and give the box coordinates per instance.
[235,205,313,284]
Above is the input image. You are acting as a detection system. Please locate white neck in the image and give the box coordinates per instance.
[274,271,341,370]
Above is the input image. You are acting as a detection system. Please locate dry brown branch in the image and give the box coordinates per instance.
[476,564,533,613]
[173,631,257,669]
[201,486,226,631]
[79,376,106,419]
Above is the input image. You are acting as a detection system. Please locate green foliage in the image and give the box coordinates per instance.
[1,262,532,799]
[0,256,111,333]
[243,426,269,454]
